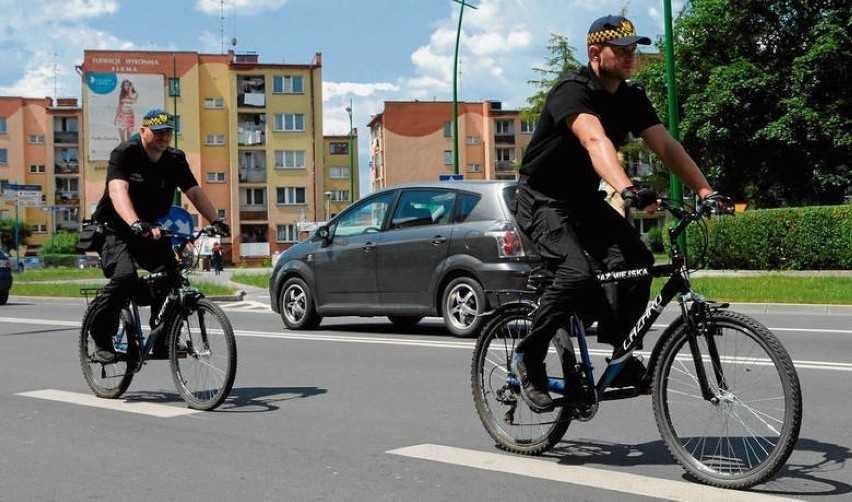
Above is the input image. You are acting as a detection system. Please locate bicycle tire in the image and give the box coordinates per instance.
[169,299,237,410]
[471,303,572,455]
[653,309,802,489]
[79,305,137,399]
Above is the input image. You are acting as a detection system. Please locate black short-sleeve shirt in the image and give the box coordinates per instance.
[93,139,199,231]
[519,65,661,200]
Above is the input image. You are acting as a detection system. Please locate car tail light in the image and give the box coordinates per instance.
[487,221,526,258]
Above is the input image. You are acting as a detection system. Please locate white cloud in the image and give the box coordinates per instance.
[195,0,287,16]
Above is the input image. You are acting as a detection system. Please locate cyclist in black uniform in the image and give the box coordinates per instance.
[511,16,732,412]
[88,109,229,363]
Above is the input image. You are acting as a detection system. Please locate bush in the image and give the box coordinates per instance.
[665,205,851,270]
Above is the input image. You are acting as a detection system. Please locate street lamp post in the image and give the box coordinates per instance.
[663,0,684,210]
[324,191,332,222]
[451,0,477,176]
[345,99,354,204]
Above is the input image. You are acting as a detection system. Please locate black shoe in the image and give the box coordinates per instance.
[93,348,117,364]
[511,353,554,413]
[609,355,648,389]
[91,334,117,363]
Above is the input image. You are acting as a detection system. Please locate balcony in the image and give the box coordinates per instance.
[55,162,79,174]
[494,161,515,173]
[238,167,267,183]
[54,131,79,144]
[494,134,515,144]
[55,192,80,205]
[239,208,268,221]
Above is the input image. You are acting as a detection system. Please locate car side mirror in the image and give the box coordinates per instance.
[316,225,330,245]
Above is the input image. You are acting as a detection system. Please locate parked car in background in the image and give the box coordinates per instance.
[77,254,101,269]
[269,180,538,337]
[11,255,45,271]
[0,250,14,305]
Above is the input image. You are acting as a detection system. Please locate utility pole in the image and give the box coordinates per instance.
[663,0,684,210]
[451,0,478,176]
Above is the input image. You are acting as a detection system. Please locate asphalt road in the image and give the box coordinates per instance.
[1,295,850,501]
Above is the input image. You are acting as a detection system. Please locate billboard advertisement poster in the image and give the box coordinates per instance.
[86,72,165,161]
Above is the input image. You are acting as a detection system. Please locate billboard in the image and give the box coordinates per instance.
[86,72,165,161]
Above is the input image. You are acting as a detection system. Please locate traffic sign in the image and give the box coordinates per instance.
[439,174,464,181]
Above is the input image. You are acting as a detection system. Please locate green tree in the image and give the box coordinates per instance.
[0,218,31,252]
[635,0,851,208]
[521,33,582,123]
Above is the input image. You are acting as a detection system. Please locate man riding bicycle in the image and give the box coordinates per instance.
[510,15,733,412]
[87,109,229,363]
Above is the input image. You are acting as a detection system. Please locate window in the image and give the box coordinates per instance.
[329,166,350,179]
[243,188,265,206]
[443,122,452,137]
[29,135,45,144]
[332,192,393,237]
[496,147,515,162]
[272,75,304,94]
[217,209,226,220]
[465,136,481,145]
[495,119,513,134]
[274,150,305,169]
[0,118,6,133]
[276,186,306,205]
[0,149,7,164]
[29,164,46,174]
[327,190,350,202]
[466,163,482,173]
[205,134,226,145]
[277,224,299,242]
[329,142,349,155]
[521,120,535,133]
[204,98,224,109]
[206,172,226,183]
[390,189,456,229]
[273,113,305,131]
[443,150,453,165]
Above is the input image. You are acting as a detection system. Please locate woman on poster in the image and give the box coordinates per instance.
[114,79,138,142]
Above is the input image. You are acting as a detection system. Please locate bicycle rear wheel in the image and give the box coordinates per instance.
[653,310,802,489]
[79,306,137,399]
[471,303,572,455]
[169,299,237,410]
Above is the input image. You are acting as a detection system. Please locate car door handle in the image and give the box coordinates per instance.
[363,242,377,251]
[431,236,447,245]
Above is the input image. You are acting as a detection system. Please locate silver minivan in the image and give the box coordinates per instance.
[269,180,537,337]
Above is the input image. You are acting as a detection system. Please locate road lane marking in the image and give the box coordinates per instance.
[387,444,801,502]
[2,317,851,372]
[16,389,201,418]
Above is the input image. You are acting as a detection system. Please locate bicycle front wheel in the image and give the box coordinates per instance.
[169,299,237,410]
[79,306,137,399]
[653,310,802,489]
[471,303,573,455]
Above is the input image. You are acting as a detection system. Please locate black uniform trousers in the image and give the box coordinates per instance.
[513,183,654,363]
[87,232,177,349]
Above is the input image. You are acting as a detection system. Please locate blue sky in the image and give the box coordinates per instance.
[0,0,684,194]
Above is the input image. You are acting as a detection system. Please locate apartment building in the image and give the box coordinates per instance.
[0,96,82,256]
[367,100,535,191]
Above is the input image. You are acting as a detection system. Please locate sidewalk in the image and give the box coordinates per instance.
[189,267,270,302]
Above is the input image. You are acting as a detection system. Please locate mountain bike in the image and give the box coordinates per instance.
[79,225,237,411]
[471,200,802,489]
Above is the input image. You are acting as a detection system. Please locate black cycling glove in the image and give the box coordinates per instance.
[620,186,658,210]
[211,219,231,237]
[702,191,735,215]
[130,220,154,237]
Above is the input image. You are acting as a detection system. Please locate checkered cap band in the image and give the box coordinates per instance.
[142,110,174,129]
[588,19,638,45]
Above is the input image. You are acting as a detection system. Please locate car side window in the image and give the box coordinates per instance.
[390,189,455,229]
[454,192,481,223]
[333,193,394,237]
